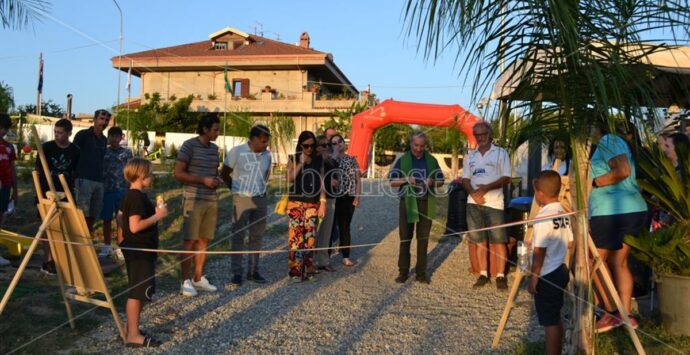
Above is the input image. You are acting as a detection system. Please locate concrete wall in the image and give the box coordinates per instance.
[142,69,307,101]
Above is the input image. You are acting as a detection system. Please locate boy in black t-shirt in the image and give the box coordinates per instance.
[118,157,167,348]
[36,119,80,275]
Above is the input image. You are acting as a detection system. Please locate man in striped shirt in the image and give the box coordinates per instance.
[174,114,222,297]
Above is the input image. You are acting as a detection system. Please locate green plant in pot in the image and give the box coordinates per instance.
[625,142,690,336]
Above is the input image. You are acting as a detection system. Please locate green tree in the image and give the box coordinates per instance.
[0,81,13,113]
[1,0,49,30]
[224,109,255,138]
[17,99,63,117]
[268,112,295,166]
[319,101,369,137]
[374,123,413,151]
[123,92,196,153]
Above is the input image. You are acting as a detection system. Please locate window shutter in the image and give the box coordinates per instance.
[241,79,250,97]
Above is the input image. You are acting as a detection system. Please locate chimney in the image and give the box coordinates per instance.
[299,32,310,48]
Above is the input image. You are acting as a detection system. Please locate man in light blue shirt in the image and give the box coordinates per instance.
[221,125,272,286]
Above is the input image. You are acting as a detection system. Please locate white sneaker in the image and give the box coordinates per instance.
[180,279,198,297]
[0,256,10,266]
[98,245,112,258]
[192,276,217,292]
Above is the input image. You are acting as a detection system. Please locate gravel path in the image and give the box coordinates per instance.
[74,180,541,354]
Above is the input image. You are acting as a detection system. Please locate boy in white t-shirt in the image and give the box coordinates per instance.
[528,170,573,355]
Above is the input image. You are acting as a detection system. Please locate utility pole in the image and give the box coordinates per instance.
[113,0,123,125]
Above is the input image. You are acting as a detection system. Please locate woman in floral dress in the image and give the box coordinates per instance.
[287,131,327,281]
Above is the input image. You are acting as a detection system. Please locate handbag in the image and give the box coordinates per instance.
[274,195,288,215]
[274,154,294,215]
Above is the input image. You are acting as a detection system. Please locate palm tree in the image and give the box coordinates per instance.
[404,1,690,353]
[1,0,49,31]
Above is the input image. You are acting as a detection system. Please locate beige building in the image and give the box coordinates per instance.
[112,27,368,133]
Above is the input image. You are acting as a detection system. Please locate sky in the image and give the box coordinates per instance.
[0,0,489,117]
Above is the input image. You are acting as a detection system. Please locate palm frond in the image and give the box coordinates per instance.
[0,0,48,31]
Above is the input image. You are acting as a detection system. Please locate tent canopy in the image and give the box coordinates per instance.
[491,43,690,107]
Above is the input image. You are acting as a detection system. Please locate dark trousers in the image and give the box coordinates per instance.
[335,195,356,258]
[230,195,267,276]
[398,198,432,276]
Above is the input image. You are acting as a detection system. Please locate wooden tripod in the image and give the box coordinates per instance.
[0,126,125,341]
[491,159,645,354]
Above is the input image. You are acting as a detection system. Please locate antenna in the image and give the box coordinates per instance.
[252,21,264,36]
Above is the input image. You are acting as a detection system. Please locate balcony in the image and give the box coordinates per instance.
[184,91,357,115]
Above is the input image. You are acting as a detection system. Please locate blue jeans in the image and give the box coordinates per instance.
[466,204,507,244]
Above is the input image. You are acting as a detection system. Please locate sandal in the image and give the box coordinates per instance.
[342,258,356,267]
[317,265,337,272]
[126,336,161,348]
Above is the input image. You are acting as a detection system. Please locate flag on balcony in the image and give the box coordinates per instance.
[126,64,132,93]
[37,55,44,94]
[224,64,232,93]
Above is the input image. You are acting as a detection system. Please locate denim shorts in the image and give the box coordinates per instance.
[99,189,125,221]
[466,203,507,244]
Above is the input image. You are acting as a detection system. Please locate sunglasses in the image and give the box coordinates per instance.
[318,143,331,148]
[301,143,316,149]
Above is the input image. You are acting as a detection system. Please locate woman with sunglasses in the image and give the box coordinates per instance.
[330,134,361,267]
[287,131,327,282]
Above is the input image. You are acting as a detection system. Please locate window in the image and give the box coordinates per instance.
[214,41,228,50]
[232,79,250,97]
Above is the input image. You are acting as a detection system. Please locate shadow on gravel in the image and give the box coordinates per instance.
[159,184,398,352]
[328,237,462,353]
[425,236,462,280]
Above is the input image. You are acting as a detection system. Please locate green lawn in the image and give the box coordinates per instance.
[0,162,283,353]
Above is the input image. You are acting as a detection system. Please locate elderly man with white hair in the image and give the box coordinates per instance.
[462,121,512,290]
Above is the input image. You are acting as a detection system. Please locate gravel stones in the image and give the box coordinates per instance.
[72,180,540,354]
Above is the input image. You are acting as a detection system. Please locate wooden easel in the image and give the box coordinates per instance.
[0,126,125,341]
[491,160,646,354]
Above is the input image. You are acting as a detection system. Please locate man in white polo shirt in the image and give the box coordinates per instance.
[221,124,272,286]
[462,121,512,290]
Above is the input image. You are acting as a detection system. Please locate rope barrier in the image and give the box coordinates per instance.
[10,209,581,255]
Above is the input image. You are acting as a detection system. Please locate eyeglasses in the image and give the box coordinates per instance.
[474,132,489,137]
[301,143,316,149]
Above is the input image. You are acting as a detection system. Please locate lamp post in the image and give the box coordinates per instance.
[113,0,123,125]
[476,98,489,120]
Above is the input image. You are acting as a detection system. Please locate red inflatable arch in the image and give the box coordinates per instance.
[348,99,481,173]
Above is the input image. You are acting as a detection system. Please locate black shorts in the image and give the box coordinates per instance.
[534,264,569,327]
[123,249,157,302]
[590,211,647,250]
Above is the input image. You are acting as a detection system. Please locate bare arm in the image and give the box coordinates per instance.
[174,160,218,189]
[528,247,547,294]
[116,211,124,244]
[286,158,304,182]
[128,205,168,234]
[220,164,233,187]
[390,176,415,188]
[353,170,362,206]
[592,154,631,187]
[462,178,474,193]
[476,176,511,193]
